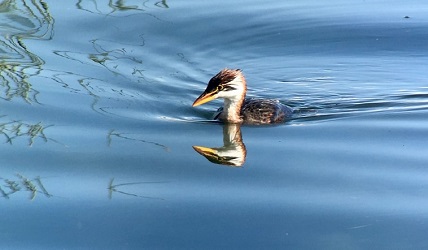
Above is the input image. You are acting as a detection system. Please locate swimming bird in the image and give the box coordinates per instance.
[192,68,293,124]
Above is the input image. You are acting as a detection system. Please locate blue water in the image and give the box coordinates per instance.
[1,0,428,249]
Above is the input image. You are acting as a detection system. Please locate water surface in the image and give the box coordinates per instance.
[1,0,428,249]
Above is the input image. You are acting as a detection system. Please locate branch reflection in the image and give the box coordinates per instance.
[107,129,169,151]
[193,124,247,167]
[0,174,164,201]
[0,0,53,103]
[107,178,164,200]
[76,0,169,15]
[0,120,61,146]
[0,174,52,200]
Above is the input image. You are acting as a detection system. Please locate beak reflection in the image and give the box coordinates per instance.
[192,124,246,167]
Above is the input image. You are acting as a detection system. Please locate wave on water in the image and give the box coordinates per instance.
[290,90,428,123]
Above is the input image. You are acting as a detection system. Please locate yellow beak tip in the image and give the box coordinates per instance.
[192,145,216,155]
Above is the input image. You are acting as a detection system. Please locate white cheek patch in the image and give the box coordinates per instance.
[221,78,244,96]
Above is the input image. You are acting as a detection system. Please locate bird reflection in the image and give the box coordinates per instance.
[193,124,247,167]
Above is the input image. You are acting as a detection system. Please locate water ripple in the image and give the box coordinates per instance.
[292,90,428,123]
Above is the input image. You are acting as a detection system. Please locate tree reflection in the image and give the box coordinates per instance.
[0,0,53,103]
[107,129,169,151]
[88,39,145,80]
[76,0,169,14]
[0,174,51,200]
[107,178,164,200]
[54,37,148,86]
[193,124,247,167]
[0,174,164,201]
[0,120,60,146]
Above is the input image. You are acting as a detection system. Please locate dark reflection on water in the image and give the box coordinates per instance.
[107,178,165,200]
[107,129,169,151]
[76,0,169,14]
[54,38,147,84]
[0,174,165,201]
[0,0,53,103]
[193,124,246,167]
[88,39,144,78]
[0,121,48,146]
[0,174,51,200]
[0,119,59,146]
[0,1,60,146]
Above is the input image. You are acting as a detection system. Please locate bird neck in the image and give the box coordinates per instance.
[220,72,247,123]
[223,93,245,123]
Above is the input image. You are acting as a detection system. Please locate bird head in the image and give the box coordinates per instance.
[192,68,246,107]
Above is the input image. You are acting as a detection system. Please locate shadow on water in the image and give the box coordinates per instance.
[193,124,247,167]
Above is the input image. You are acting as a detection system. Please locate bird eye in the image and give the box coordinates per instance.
[223,85,236,91]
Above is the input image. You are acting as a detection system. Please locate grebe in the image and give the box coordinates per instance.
[192,68,293,124]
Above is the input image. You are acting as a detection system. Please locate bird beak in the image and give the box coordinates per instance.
[192,91,218,107]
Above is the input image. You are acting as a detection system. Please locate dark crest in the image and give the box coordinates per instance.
[204,68,241,93]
